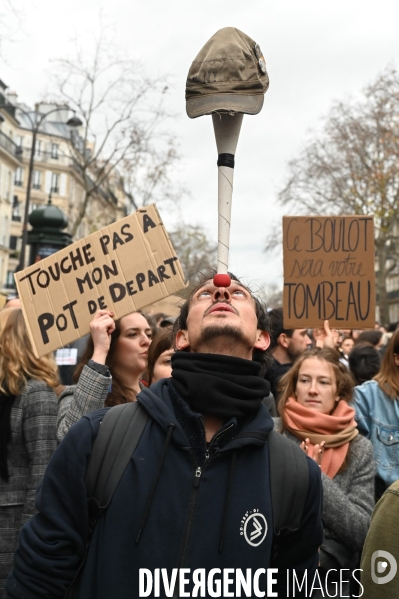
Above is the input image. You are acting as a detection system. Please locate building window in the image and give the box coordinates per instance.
[51,172,59,193]
[12,196,21,221]
[51,143,59,159]
[0,214,8,246]
[34,140,42,159]
[16,135,24,149]
[6,270,14,289]
[32,170,42,190]
[14,167,23,186]
[5,171,11,201]
[9,235,17,251]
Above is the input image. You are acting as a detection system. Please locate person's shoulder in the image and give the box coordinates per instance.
[350,432,375,460]
[24,378,56,393]
[21,379,58,406]
[354,379,379,395]
[385,479,399,498]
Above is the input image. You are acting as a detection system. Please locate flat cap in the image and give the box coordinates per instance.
[186,27,269,119]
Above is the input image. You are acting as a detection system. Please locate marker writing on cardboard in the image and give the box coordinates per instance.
[284,280,372,321]
[285,217,371,253]
[37,257,179,345]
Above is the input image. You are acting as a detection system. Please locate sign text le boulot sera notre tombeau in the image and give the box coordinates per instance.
[283,215,375,329]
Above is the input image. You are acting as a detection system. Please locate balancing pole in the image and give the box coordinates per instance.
[212,112,243,288]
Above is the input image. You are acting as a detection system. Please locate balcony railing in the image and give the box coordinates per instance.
[0,131,21,158]
[17,146,71,166]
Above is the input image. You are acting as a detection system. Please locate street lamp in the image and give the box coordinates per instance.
[0,103,83,272]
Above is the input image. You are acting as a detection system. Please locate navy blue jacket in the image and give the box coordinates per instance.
[6,379,323,598]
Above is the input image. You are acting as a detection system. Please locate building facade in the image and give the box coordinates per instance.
[0,80,23,293]
[0,81,127,294]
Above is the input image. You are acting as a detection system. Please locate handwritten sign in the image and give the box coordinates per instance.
[283,216,375,328]
[15,205,186,357]
[0,294,6,310]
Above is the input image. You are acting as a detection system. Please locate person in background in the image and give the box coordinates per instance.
[356,330,384,349]
[0,308,59,597]
[352,328,399,500]
[348,343,381,386]
[340,335,355,359]
[360,479,399,598]
[56,310,152,441]
[276,347,375,598]
[264,307,311,402]
[3,297,22,309]
[146,327,174,385]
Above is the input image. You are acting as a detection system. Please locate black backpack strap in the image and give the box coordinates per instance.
[268,429,309,535]
[86,402,149,533]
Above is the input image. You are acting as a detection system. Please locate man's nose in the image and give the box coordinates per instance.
[213,287,231,301]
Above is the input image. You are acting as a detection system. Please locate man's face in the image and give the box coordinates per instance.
[286,329,311,361]
[175,280,270,359]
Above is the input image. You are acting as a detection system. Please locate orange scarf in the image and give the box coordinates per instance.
[283,397,358,479]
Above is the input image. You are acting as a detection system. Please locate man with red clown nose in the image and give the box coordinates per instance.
[6,29,322,599]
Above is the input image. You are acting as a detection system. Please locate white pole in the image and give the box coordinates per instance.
[212,112,243,281]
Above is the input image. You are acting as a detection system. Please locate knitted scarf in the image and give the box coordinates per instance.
[170,351,270,418]
[0,392,15,482]
[283,397,358,478]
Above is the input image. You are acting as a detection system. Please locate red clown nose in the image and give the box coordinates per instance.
[213,273,232,288]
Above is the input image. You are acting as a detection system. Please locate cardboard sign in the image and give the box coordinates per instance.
[15,205,186,357]
[283,216,375,329]
[0,294,7,310]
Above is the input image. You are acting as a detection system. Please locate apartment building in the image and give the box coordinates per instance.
[0,82,126,292]
[0,80,23,293]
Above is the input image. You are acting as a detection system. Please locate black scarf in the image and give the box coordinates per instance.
[170,351,270,418]
[0,392,15,482]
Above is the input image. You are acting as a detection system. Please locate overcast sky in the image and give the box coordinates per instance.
[2,0,398,293]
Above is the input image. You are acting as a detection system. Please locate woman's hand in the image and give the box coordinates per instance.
[300,437,325,467]
[90,310,115,365]
[313,320,339,349]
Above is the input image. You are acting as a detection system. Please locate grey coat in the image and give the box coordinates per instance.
[0,379,58,597]
[273,417,375,552]
[56,365,112,442]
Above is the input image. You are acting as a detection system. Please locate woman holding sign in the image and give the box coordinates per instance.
[275,347,375,597]
[57,310,152,441]
[0,308,58,596]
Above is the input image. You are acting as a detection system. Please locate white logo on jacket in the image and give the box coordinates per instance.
[240,510,268,547]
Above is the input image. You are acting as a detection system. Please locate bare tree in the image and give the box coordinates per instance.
[169,224,218,285]
[50,31,181,237]
[275,67,399,325]
[0,0,24,58]
[256,283,283,310]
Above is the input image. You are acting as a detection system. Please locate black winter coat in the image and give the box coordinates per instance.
[6,379,322,599]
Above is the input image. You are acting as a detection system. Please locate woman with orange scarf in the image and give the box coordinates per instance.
[275,347,375,597]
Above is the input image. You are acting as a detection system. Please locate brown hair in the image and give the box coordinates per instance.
[278,347,354,419]
[374,328,399,398]
[0,308,59,395]
[73,313,146,405]
[146,327,174,385]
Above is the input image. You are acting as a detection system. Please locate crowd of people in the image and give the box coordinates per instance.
[0,282,398,598]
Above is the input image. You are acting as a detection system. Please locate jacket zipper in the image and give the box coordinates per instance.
[175,421,235,586]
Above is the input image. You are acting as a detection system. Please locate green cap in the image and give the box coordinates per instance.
[186,27,269,119]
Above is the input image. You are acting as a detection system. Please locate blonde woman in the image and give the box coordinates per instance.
[0,308,59,597]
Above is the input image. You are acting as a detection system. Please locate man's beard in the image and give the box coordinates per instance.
[286,344,302,362]
[200,323,246,345]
